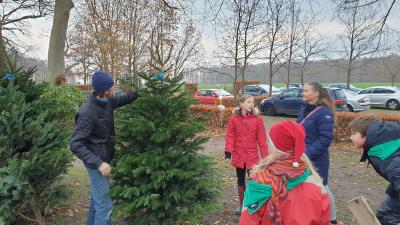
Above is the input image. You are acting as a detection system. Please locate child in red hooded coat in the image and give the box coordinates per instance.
[225,94,268,215]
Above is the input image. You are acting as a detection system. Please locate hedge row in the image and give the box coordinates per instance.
[190,105,234,127]
[334,112,400,143]
[190,106,400,144]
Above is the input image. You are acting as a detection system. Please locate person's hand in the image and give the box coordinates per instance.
[98,162,112,176]
[225,152,231,160]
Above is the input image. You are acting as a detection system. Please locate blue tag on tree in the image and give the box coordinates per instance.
[1,74,16,79]
[152,71,165,79]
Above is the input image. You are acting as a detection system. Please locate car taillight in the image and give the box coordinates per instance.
[334,99,345,105]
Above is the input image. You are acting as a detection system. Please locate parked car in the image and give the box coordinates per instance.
[342,89,370,112]
[358,86,400,110]
[329,83,361,93]
[288,83,303,89]
[280,83,304,91]
[241,84,281,96]
[260,87,348,116]
[194,89,233,104]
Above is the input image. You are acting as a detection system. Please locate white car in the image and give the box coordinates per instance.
[342,89,370,112]
[358,86,400,110]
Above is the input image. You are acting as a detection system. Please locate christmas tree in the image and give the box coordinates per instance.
[0,67,72,225]
[110,62,220,224]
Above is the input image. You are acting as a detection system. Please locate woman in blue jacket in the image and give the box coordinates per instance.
[297,82,338,225]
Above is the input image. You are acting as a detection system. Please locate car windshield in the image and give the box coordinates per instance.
[343,89,357,96]
[349,84,358,89]
[335,89,346,100]
[259,85,280,92]
[272,86,280,92]
[214,90,232,96]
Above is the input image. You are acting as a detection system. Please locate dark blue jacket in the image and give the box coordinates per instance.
[297,103,334,185]
[70,91,139,169]
[364,121,400,199]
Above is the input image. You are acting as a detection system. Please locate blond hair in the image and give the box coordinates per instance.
[233,94,260,115]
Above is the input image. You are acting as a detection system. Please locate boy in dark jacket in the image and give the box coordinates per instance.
[70,71,139,225]
[349,115,400,225]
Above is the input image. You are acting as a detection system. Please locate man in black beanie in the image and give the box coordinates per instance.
[70,70,139,225]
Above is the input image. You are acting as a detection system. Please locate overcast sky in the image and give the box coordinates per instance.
[20,0,400,61]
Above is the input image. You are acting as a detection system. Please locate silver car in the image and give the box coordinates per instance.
[342,89,370,112]
[358,86,400,110]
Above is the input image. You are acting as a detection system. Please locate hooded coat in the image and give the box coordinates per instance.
[225,108,268,169]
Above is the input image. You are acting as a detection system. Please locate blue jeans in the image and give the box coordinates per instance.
[376,196,400,225]
[86,167,112,225]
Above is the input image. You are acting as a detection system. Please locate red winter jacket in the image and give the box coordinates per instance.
[225,109,268,169]
[239,175,331,225]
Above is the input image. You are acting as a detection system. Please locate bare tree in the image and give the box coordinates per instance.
[264,0,289,96]
[172,21,202,75]
[283,0,302,88]
[122,0,151,80]
[66,15,96,84]
[382,55,400,86]
[0,0,52,70]
[66,0,201,84]
[293,4,325,85]
[335,0,397,36]
[335,0,383,87]
[211,0,266,96]
[381,31,400,86]
[240,0,267,82]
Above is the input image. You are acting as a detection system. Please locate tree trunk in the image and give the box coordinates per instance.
[0,23,8,70]
[392,74,395,87]
[47,0,74,85]
[287,60,291,89]
[269,60,273,97]
[32,200,46,225]
[346,59,352,88]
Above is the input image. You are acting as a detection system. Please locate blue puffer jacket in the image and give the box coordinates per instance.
[364,121,400,199]
[297,103,334,185]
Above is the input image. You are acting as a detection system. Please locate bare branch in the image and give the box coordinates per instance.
[161,0,179,10]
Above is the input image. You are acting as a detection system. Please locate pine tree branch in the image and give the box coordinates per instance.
[18,213,39,224]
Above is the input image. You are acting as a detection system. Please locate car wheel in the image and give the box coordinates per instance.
[347,104,354,112]
[264,105,276,116]
[386,99,399,110]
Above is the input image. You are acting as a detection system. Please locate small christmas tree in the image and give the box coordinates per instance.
[0,68,72,225]
[110,61,220,224]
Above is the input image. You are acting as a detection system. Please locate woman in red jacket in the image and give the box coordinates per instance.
[225,94,268,215]
[239,121,330,225]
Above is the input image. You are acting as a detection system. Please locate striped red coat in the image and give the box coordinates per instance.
[239,174,331,225]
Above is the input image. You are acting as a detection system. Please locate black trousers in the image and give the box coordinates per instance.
[236,165,250,188]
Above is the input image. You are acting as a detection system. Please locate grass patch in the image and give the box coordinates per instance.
[46,167,89,225]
